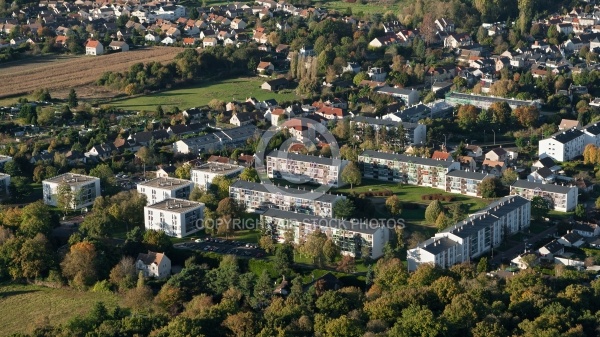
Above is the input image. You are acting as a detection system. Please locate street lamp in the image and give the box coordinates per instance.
[491,129,496,146]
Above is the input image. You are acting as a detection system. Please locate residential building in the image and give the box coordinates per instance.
[538,240,564,258]
[510,180,578,212]
[229,180,345,217]
[367,67,387,82]
[558,232,585,247]
[42,173,101,210]
[350,116,427,145]
[583,123,600,147]
[538,128,585,162]
[137,177,194,205]
[374,86,420,106]
[485,148,508,162]
[358,150,460,188]
[173,125,258,155]
[532,156,561,173]
[136,251,171,278]
[191,162,244,190]
[108,40,129,51]
[527,167,556,184]
[572,222,600,238]
[445,92,541,110]
[85,39,103,55]
[559,119,580,130]
[261,208,390,259]
[407,195,531,271]
[144,198,204,238]
[267,150,349,187]
[445,170,492,197]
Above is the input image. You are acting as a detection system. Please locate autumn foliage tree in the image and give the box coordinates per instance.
[512,105,539,128]
[61,241,99,288]
[456,105,479,131]
[583,144,600,165]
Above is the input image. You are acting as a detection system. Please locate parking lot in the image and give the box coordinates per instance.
[175,238,265,258]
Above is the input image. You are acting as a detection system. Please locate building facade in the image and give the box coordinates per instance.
[445,92,541,110]
[260,208,390,259]
[266,151,349,187]
[538,128,585,162]
[191,162,244,190]
[408,195,531,271]
[42,173,101,210]
[144,198,204,238]
[445,170,492,197]
[173,125,258,155]
[136,251,171,279]
[510,180,578,212]
[350,116,427,146]
[137,177,194,205]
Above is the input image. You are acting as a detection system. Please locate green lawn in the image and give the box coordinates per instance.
[108,77,300,111]
[0,283,120,336]
[315,0,400,15]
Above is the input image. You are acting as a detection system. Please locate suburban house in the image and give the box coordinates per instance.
[144,198,204,238]
[42,173,101,210]
[510,180,578,212]
[261,208,390,259]
[85,39,104,55]
[108,40,129,51]
[191,162,244,190]
[538,240,565,259]
[261,78,289,91]
[485,147,508,162]
[256,61,275,74]
[431,151,452,161]
[532,156,561,173]
[137,177,194,205]
[136,251,171,279]
[572,221,600,238]
[266,150,349,187]
[538,128,585,162]
[408,195,531,271]
[173,125,258,155]
[558,231,585,247]
[155,165,177,178]
[465,144,483,158]
[527,167,556,184]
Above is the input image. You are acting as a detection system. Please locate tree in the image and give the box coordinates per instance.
[80,211,114,238]
[17,234,53,279]
[425,200,444,224]
[513,106,539,128]
[420,13,437,46]
[89,164,116,189]
[389,304,447,337]
[61,241,98,288]
[259,235,275,254]
[274,244,293,272]
[353,72,369,86]
[211,175,233,200]
[518,0,533,34]
[596,196,600,210]
[456,105,479,130]
[175,165,191,180]
[435,212,452,231]
[67,88,78,108]
[531,196,551,220]
[323,315,363,337]
[385,195,403,216]
[336,255,356,273]
[477,257,488,273]
[479,177,501,198]
[501,168,518,186]
[323,239,340,264]
[109,256,137,290]
[20,201,55,238]
[575,204,586,219]
[222,311,256,337]
[299,229,327,266]
[239,167,259,182]
[143,230,173,252]
[333,198,355,219]
[341,162,361,189]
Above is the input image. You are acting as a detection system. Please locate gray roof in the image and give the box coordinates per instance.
[535,156,556,168]
[420,236,459,255]
[376,86,415,96]
[43,173,99,186]
[541,240,563,254]
[261,208,380,234]
[446,92,537,106]
[584,123,600,136]
[180,125,257,147]
[511,180,575,194]
[359,150,457,168]
[146,198,203,214]
[533,167,554,178]
[230,180,343,203]
[446,170,491,181]
[268,150,346,167]
[549,128,584,144]
[352,116,420,129]
[138,177,193,190]
[561,232,583,243]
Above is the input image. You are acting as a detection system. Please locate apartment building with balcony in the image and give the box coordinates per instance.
[229,180,345,217]
[510,180,578,212]
[260,208,390,259]
[144,198,205,238]
[538,128,585,162]
[445,170,493,197]
[42,173,101,210]
[191,162,244,190]
[350,116,427,146]
[266,150,349,187]
[137,177,194,205]
[408,195,531,271]
[358,150,460,189]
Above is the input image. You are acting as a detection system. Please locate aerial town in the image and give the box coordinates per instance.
[1,0,600,335]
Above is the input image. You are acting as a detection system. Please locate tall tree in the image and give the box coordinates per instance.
[531,196,551,220]
[425,200,444,224]
[67,88,78,108]
[333,198,355,219]
[61,241,98,288]
[341,162,362,189]
[385,195,403,216]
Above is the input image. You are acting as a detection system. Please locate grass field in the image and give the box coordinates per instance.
[109,77,300,111]
[316,0,400,15]
[0,283,120,335]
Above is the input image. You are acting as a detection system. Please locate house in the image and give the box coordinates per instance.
[261,78,288,91]
[145,33,159,42]
[155,165,177,178]
[108,40,129,52]
[538,240,564,258]
[137,177,194,205]
[85,143,117,160]
[511,253,539,270]
[572,222,600,238]
[144,199,204,238]
[510,180,578,212]
[85,40,103,55]
[267,150,349,187]
[129,130,169,146]
[528,167,556,183]
[431,151,452,161]
[231,18,246,29]
[532,156,561,173]
[465,144,483,158]
[136,251,171,278]
[435,18,455,32]
[481,160,505,176]
[444,33,472,48]
[342,62,361,74]
[485,147,507,162]
[191,162,244,190]
[230,113,254,126]
[256,61,274,74]
[558,231,585,248]
[173,125,258,155]
[203,37,217,47]
[457,156,477,171]
[161,37,175,45]
[237,153,255,167]
[583,123,600,147]
[538,128,585,162]
[367,67,387,82]
[42,173,101,210]
[559,119,580,131]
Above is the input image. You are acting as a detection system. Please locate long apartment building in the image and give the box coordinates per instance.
[137,177,194,205]
[510,180,578,212]
[173,125,258,155]
[191,162,244,190]
[42,173,101,210]
[445,92,541,110]
[408,195,531,271]
[229,180,345,218]
[358,150,460,189]
[350,116,427,146]
[445,170,493,197]
[260,208,390,259]
[144,198,205,238]
[266,150,349,187]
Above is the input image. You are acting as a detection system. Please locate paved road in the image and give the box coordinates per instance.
[491,224,557,267]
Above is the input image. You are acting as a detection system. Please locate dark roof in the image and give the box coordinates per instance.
[261,208,380,234]
[584,123,600,136]
[446,170,491,181]
[489,147,507,156]
[421,237,458,255]
[561,232,583,243]
[511,180,575,194]
[541,240,563,254]
[359,150,457,168]
[230,180,342,203]
[533,167,554,178]
[268,150,346,167]
[550,128,584,144]
[573,222,599,233]
[265,78,289,87]
[536,156,556,168]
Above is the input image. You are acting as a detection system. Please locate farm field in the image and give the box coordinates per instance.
[0,47,183,101]
[109,77,300,111]
[0,283,120,335]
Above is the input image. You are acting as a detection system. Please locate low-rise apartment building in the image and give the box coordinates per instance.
[538,128,585,162]
[408,195,531,271]
[137,177,194,205]
[445,170,492,197]
[351,116,427,145]
[261,208,390,259]
[144,198,204,238]
[42,173,101,210]
[266,150,349,187]
[229,180,345,217]
[510,180,578,212]
[191,162,244,190]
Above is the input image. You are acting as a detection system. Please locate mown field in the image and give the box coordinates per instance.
[316,0,400,15]
[0,47,183,101]
[0,283,120,336]
[109,77,300,111]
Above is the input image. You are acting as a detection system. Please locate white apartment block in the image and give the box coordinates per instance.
[583,123,600,147]
[351,116,427,146]
[358,150,460,189]
[510,180,578,212]
[144,198,204,238]
[538,128,585,162]
[229,180,345,217]
[261,208,390,259]
[191,162,244,191]
[137,177,194,205]
[445,170,493,197]
[42,173,101,210]
[0,173,9,196]
[267,150,349,187]
[408,195,531,271]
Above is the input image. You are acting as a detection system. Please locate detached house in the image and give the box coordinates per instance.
[85,40,103,55]
[136,251,171,278]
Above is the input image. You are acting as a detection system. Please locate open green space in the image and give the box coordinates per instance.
[108,77,300,111]
[0,283,120,336]
[316,0,400,15]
